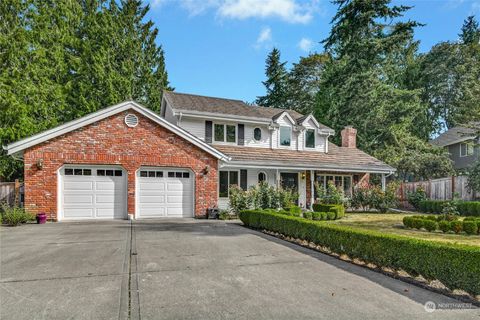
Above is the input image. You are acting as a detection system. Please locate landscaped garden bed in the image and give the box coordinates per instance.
[239,209,480,299]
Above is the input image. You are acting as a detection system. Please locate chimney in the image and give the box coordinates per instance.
[341,126,357,148]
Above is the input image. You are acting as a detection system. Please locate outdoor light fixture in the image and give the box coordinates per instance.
[301,172,306,180]
[202,165,210,176]
[36,159,44,170]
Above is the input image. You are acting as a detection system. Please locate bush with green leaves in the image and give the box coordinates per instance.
[467,160,480,194]
[423,220,438,232]
[419,200,480,216]
[463,221,478,235]
[350,183,397,212]
[228,182,298,212]
[315,181,345,205]
[312,204,345,219]
[1,206,33,226]
[450,221,463,234]
[239,209,480,296]
[303,211,313,220]
[406,187,427,210]
[438,220,451,233]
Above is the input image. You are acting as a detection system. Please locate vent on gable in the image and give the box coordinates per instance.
[125,114,139,128]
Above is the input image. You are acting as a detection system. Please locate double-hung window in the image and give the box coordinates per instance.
[460,142,474,157]
[214,124,236,143]
[279,127,291,146]
[219,171,239,198]
[305,129,315,148]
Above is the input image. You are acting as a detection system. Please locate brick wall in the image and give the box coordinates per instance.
[23,110,218,220]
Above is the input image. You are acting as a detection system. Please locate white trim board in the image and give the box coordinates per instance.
[4,101,230,161]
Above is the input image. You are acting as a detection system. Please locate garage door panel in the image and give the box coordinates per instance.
[137,169,193,218]
[64,181,94,191]
[63,194,93,205]
[61,167,126,220]
[63,208,94,218]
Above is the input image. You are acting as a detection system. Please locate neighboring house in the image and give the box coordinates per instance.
[430,124,480,171]
[4,92,394,221]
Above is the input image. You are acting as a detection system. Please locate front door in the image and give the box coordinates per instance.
[280,172,298,192]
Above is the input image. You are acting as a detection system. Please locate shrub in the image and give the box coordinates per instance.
[463,221,478,235]
[407,187,427,210]
[402,216,415,229]
[239,210,480,296]
[312,212,321,220]
[419,200,480,216]
[228,186,250,214]
[451,221,463,234]
[326,211,336,220]
[351,184,397,212]
[228,182,298,212]
[303,211,313,220]
[312,204,345,219]
[2,206,28,226]
[286,206,302,217]
[412,218,424,230]
[438,220,451,233]
[315,181,345,205]
[320,212,328,220]
[423,220,437,232]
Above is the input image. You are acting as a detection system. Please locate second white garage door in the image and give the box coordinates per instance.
[137,168,194,218]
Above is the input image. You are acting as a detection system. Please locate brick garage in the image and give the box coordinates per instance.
[13,102,225,221]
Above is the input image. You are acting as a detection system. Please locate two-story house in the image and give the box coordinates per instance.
[4,92,394,221]
[160,92,394,210]
[430,123,479,172]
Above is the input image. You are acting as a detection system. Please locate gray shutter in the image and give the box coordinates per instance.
[205,121,212,143]
[238,124,244,145]
[240,169,248,191]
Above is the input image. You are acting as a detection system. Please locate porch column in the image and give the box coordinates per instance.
[310,170,314,209]
[276,169,280,188]
[381,173,386,191]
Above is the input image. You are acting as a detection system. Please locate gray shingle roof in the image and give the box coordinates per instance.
[163,91,332,130]
[214,144,394,173]
[430,124,479,147]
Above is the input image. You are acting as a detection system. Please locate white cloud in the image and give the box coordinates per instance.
[255,27,273,49]
[151,0,317,24]
[298,37,313,52]
[218,0,313,24]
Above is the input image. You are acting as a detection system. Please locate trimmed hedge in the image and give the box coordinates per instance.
[419,200,480,216]
[312,204,345,219]
[239,209,480,296]
[403,215,480,235]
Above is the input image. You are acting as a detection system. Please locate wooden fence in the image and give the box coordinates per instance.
[0,180,23,207]
[398,176,478,208]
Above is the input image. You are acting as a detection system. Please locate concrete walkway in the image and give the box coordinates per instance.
[0,219,478,319]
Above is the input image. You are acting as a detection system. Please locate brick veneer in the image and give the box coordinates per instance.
[23,109,218,220]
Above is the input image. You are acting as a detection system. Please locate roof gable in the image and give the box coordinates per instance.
[4,101,229,161]
[430,124,478,147]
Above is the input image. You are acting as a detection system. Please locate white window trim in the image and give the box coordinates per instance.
[460,142,474,157]
[218,170,240,198]
[305,129,315,149]
[314,173,353,196]
[213,123,237,144]
[253,127,262,142]
[258,171,267,183]
[279,126,292,148]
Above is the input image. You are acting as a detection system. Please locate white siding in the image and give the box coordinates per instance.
[244,124,271,148]
[276,114,297,150]
[164,105,177,125]
[178,118,205,141]
[303,119,326,153]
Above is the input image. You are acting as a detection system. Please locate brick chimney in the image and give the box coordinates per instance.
[341,126,357,148]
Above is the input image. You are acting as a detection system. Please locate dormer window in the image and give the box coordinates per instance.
[214,123,236,143]
[305,129,315,148]
[280,127,291,146]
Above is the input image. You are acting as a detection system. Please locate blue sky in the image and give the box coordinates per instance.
[146,0,480,103]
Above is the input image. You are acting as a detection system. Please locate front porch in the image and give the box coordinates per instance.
[217,166,383,210]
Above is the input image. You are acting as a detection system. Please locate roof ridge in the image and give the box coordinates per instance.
[164,90,245,103]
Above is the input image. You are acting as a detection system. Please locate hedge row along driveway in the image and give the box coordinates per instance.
[239,210,480,297]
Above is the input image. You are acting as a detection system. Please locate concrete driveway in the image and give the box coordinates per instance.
[0,220,478,320]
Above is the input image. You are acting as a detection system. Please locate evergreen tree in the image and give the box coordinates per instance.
[317,0,452,179]
[288,53,329,114]
[460,15,480,45]
[256,48,289,109]
[0,0,170,180]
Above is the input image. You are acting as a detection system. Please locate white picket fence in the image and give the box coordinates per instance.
[398,176,478,208]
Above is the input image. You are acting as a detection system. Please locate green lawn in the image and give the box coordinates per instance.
[331,213,480,247]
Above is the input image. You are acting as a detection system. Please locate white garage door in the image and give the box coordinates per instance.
[60,166,127,220]
[137,168,194,218]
